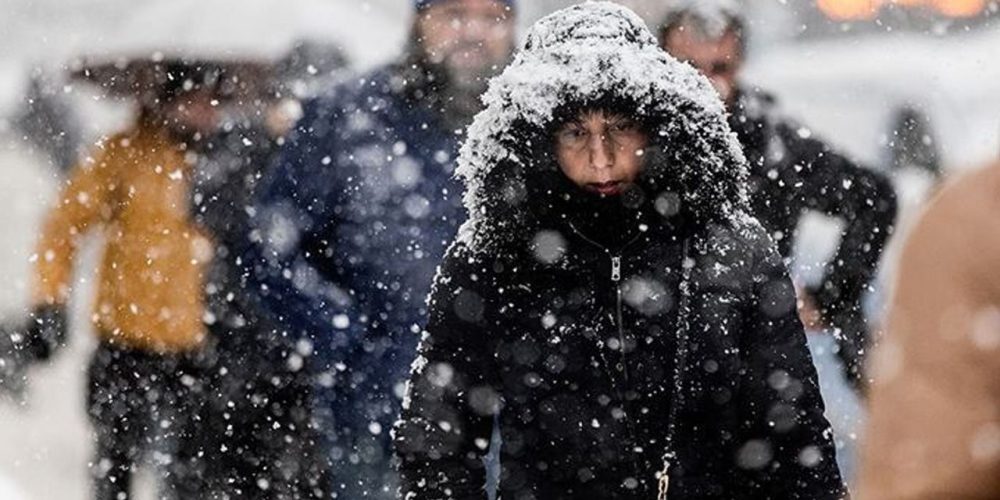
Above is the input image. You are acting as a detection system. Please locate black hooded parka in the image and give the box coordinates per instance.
[395,4,845,500]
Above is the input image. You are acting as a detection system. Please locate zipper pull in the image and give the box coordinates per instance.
[656,460,670,500]
[611,255,622,282]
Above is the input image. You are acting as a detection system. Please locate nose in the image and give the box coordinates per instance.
[587,132,614,171]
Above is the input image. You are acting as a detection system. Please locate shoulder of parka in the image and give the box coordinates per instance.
[698,211,784,282]
[683,212,794,311]
[428,240,508,315]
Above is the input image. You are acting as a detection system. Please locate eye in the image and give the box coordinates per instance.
[557,126,586,142]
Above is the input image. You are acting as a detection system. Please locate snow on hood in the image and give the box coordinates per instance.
[456,1,749,253]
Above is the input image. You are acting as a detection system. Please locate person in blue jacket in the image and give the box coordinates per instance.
[241,1,517,498]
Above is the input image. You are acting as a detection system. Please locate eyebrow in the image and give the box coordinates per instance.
[558,118,586,129]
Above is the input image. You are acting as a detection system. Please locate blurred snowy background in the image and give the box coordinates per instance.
[0,0,997,498]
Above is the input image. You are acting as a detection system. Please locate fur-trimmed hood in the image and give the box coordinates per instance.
[455,1,749,253]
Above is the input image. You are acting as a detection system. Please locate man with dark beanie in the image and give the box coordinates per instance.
[238,1,516,498]
[659,1,897,390]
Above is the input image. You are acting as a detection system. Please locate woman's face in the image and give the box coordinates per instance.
[554,110,649,196]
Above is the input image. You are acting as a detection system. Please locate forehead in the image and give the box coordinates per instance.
[560,109,632,126]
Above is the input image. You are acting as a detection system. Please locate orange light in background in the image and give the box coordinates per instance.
[933,0,986,17]
[818,0,879,20]
[817,0,988,19]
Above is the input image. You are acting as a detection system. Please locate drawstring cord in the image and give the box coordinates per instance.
[658,237,694,499]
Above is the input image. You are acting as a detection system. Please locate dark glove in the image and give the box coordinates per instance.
[24,305,68,361]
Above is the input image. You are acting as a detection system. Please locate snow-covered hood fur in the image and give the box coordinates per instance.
[456,1,749,253]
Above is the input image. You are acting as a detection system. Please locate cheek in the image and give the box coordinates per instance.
[487,29,514,55]
[486,39,509,59]
[556,148,586,183]
[423,33,448,55]
[711,79,736,102]
[418,19,452,53]
[620,141,647,180]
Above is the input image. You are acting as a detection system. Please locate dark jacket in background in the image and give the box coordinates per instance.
[396,4,845,499]
[730,89,897,384]
[190,124,334,498]
[15,73,81,173]
[240,56,467,497]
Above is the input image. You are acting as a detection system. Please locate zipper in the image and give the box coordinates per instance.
[566,222,641,281]
[567,222,643,479]
[565,223,641,383]
[567,223,694,499]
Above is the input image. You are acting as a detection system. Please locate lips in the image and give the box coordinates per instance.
[586,181,625,196]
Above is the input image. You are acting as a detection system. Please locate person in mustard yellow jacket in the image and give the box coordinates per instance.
[26,64,221,500]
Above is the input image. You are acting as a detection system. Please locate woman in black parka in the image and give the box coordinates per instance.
[394,3,846,499]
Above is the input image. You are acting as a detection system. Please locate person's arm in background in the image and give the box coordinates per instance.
[239,95,365,366]
[738,223,847,500]
[777,122,898,321]
[394,243,500,500]
[778,121,897,386]
[29,141,119,359]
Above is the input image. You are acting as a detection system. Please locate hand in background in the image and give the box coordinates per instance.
[0,305,68,399]
[796,286,827,332]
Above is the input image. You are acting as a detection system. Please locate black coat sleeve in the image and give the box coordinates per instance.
[737,227,847,499]
[394,244,500,500]
[778,123,897,317]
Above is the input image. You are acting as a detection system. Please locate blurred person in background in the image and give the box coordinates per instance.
[239,0,517,498]
[18,62,222,500]
[12,67,83,174]
[190,51,348,498]
[859,160,1000,500]
[659,0,898,392]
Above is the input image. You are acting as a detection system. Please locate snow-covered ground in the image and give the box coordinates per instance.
[0,138,97,499]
